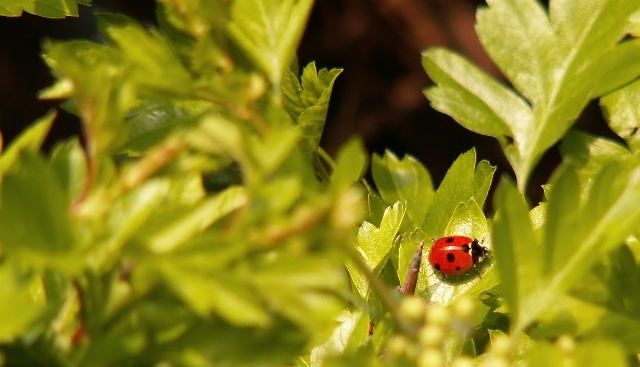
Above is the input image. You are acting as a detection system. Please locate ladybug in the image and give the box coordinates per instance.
[428,236,488,276]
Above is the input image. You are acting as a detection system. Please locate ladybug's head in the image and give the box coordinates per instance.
[470,239,488,264]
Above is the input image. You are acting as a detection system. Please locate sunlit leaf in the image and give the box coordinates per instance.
[228,0,314,94]
[348,202,405,297]
[421,149,494,238]
[424,0,640,190]
[371,150,434,227]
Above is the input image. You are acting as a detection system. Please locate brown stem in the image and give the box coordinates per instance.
[398,241,424,296]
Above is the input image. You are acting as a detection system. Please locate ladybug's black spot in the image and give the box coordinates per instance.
[445,237,455,243]
[461,244,470,252]
[434,264,441,271]
[446,253,456,262]
[455,266,461,271]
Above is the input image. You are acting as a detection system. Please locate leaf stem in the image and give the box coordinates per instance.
[317,147,337,171]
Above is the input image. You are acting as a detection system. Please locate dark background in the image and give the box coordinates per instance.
[0,0,613,205]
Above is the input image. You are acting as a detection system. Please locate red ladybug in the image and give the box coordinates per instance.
[428,236,487,276]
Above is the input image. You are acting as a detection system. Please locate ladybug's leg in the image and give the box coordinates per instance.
[398,241,424,296]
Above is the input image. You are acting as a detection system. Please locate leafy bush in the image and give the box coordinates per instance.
[1,0,640,366]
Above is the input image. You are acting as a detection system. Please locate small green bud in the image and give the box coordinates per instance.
[425,304,450,326]
[417,348,444,367]
[490,334,511,357]
[387,334,411,357]
[452,296,475,320]
[418,324,444,347]
[556,334,575,354]
[451,355,476,367]
[479,357,509,367]
[400,296,425,322]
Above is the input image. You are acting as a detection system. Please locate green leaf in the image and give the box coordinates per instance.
[492,178,540,328]
[227,0,314,93]
[0,264,47,341]
[159,264,271,327]
[348,202,405,297]
[50,138,88,201]
[366,191,387,227]
[421,149,495,238]
[546,163,640,279]
[559,130,637,181]
[331,137,367,189]
[249,117,302,175]
[139,186,248,253]
[570,245,640,323]
[423,48,525,142]
[0,151,80,271]
[506,162,640,335]
[120,97,211,155]
[79,329,147,367]
[282,62,342,156]
[601,78,640,155]
[0,0,89,18]
[357,202,405,271]
[99,178,180,265]
[41,40,134,157]
[525,340,628,367]
[371,150,434,227]
[251,255,347,336]
[630,8,640,36]
[97,13,194,94]
[591,38,640,98]
[424,0,640,190]
[310,310,369,365]
[0,111,55,179]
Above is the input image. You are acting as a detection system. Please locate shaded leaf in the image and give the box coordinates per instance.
[160,264,271,327]
[120,97,211,155]
[0,265,47,341]
[571,245,640,320]
[0,151,80,271]
[506,162,640,334]
[559,130,637,182]
[371,150,434,227]
[331,137,367,190]
[50,138,88,201]
[601,78,640,154]
[492,178,539,326]
[282,62,342,156]
[0,0,90,18]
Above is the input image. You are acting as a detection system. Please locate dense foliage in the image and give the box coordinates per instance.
[1,0,640,366]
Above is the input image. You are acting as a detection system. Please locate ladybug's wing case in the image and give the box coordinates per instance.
[428,237,475,275]
[430,245,474,274]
